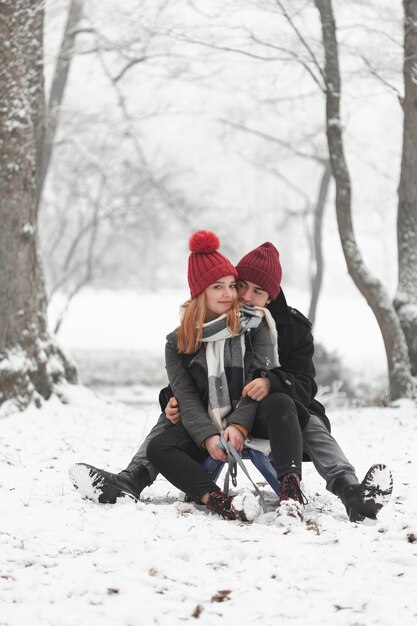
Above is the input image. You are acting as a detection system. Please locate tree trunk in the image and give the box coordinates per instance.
[0,0,77,417]
[308,161,331,327]
[394,0,417,376]
[315,0,414,399]
[37,0,84,209]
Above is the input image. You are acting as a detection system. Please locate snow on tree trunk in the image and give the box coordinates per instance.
[315,0,414,400]
[394,0,417,376]
[0,0,77,417]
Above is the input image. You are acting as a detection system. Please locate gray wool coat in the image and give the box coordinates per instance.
[165,319,276,448]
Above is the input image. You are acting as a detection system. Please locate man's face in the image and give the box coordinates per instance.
[237,279,271,307]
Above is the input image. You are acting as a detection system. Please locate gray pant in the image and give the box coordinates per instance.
[125,412,171,482]
[302,413,357,491]
[125,411,357,493]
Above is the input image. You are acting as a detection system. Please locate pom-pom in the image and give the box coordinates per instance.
[189,230,220,253]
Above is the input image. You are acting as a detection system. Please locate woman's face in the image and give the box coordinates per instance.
[204,275,237,321]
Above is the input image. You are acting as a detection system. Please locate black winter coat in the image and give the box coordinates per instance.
[259,289,330,433]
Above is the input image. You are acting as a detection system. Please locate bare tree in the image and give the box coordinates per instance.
[314,0,413,399]
[218,117,331,326]
[37,0,84,209]
[0,0,77,416]
[394,0,417,376]
[38,2,199,326]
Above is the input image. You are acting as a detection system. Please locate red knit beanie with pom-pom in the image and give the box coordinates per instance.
[187,230,237,298]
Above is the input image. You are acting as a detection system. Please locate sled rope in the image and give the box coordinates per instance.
[219,434,268,513]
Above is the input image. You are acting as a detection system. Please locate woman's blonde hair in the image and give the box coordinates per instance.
[177,293,240,354]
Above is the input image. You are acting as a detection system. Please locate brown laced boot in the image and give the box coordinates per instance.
[276,473,307,522]
[206,490,245,521]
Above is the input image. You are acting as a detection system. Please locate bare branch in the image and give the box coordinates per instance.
[360,54,404,108]
[218,117,327,164]
[248,31,325,91]
[274,0,327,88]
[91,35,195,226]
[113,57,147,82]
[174,34,286,62]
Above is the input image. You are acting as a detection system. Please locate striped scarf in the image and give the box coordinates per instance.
[200,304,279,431]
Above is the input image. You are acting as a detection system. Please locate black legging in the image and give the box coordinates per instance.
[147,424,219,502]
[147,392,304,500]
[251,392,303,478]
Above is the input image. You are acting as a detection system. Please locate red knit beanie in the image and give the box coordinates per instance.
[235,242,282,300]
[187,230,238,298]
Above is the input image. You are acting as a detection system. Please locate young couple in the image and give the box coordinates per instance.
[70,231,393,523]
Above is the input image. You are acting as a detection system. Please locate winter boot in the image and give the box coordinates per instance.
[332,464,393,523]
[69,463,152,504]
[206,490,247,521]
[276,473,307,521]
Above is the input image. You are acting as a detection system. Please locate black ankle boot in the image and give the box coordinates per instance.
[332,464,393,523]
[70,463,152,504]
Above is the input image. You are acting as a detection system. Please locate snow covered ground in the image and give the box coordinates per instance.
[1,384,416,626]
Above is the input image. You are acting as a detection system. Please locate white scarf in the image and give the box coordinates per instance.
[200,304,279,430]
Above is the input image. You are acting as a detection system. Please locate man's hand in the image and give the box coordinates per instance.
[205,435,227,462]
[223,424,245,452]
[165,396,181,424]
[242,377,271,402]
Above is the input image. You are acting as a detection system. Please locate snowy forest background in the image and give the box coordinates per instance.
[2,0,417,412]
[2,3,417,624]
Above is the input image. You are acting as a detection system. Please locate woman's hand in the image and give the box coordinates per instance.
[242,376,271,402]
[205,435,227,462]
[223,424,245,453]
[165,396,181,425]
